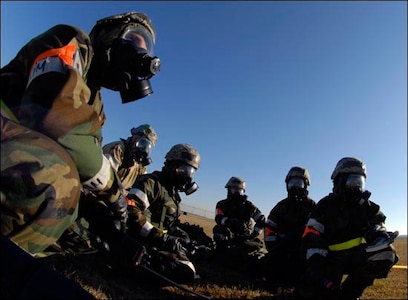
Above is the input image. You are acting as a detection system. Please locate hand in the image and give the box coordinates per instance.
[227,218,247,234]
[108,195,128,233]
[162,234,188,259]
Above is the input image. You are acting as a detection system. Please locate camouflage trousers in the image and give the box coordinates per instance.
[1,115,81,254]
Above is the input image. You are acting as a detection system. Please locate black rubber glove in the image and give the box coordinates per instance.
[227,218,247,234]
[107,195,128,233]
[162,234,188,259]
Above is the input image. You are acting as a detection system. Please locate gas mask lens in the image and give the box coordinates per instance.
[175,164,196,180]
[230,186,245,196]
[134,138,153,156]
[345,174,365,191]
[122,27,154,56]
[287,177,305,190]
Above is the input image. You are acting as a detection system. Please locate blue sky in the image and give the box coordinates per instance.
[1,1,407,235]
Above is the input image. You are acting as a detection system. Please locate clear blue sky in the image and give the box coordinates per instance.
[2,1,407,235]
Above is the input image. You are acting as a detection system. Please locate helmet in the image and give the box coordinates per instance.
[90,12,156,55]
[285,167,311,186]
[225,177,246,190]
[165,144,200,169]
[130,124,157,146]
[331,157,367,180]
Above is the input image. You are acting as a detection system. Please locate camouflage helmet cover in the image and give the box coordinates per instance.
[89,11,156,53]
[225,176,246,190]
[285,166,311,186]
[165,144,200,169]
[331,157,367,180]
[130,124,157,145]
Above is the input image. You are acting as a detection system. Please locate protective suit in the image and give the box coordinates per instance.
[212,177,266,273]
[1,11,160,298]
[295,157,398,300]
[261,166,316,284]
[125,144,206,283]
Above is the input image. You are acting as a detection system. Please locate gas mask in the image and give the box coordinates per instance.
[174,164,199,195]
[344,174,366,200]
[102,33,160,103]
[130,137,153,166]
[90,13,161,103]
[287,177,308,200]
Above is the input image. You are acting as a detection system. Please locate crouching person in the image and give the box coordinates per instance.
[126,144,202,283]
[295,157,398,300]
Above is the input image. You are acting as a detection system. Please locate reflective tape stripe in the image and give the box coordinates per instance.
[306,218,325,233]
[303,226,321,238]
[221,216,228,226]
[128,188,150,209]
[28,44,83,87]
[139,221,154,238]
[264,226,275,237]
[306,248,328,260]
[265,235,278,242]
[266,219,278,228]
[328,237,364,251]
[31,44,77,69]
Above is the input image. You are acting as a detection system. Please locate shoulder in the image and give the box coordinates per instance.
[102,140,125,153]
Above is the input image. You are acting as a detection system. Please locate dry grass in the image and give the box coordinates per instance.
[43,213,407,299]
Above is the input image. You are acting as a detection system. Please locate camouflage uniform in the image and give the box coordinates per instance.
[125,144,202,282]
[102,124,158,190]
[0,25,121,254]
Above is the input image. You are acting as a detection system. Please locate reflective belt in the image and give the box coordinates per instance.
[328,237,364,251]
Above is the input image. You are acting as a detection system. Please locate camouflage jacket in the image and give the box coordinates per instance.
[102,140,147,191]
[126,170,181,246]
[0,24,121,203]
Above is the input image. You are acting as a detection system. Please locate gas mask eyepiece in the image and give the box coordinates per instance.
[131,137,153,165]
[174,164,198,195]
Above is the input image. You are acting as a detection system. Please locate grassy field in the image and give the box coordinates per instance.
[44,213,407,299]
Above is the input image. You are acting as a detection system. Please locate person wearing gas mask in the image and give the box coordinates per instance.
[103,124,158,188]
[212,177,266,273]
[260,167,316,285]
[1,11,160,298]
[295,157,399,300]
[54,124,158,254]
[124,144,203,283]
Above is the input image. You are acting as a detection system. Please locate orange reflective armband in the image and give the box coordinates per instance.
[302,226,321,238]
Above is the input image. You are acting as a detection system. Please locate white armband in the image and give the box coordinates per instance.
[82,155,112,192]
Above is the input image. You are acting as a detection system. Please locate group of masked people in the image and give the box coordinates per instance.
[0,10,212,299]
[212,159,399,300]
[0,9,399,300]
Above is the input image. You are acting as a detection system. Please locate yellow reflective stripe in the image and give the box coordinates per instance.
[0,100,19,123]
[151,222,167,234]
[328,237,364,251]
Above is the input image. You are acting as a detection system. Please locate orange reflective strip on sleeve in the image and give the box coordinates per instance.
[216,208,224,215]
[31,44,77,70]
[265,226,275,237]
[302,226,321,238]
[126,197,137,207]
